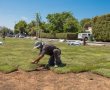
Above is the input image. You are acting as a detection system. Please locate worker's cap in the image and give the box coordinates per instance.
[34,41,44,48]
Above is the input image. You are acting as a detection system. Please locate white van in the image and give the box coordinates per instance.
[78,33,92,40]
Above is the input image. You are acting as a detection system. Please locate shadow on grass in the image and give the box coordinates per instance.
[36,63,67,71]
[59,63,67,67]
[0,63,66,73]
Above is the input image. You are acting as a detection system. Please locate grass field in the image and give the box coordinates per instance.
[0,38,110,78]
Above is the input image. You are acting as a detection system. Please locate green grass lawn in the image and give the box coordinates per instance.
[0,38,110,77]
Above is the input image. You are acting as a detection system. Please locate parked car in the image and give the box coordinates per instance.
[0,41,3,45]
[7,34,14,37]
[19,35,25,38]
[66,40,83,45]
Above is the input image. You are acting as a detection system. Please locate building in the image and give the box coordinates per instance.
[85,27,92,34]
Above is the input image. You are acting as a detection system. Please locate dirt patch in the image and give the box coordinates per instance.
[0,69,110,90]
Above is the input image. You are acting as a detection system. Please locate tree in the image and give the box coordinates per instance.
[35,13,42,37]
[63,18,80,33]
[92,14,110,41]
[40,22,50,33]
[46,12,81,37]
[0,27,13,38]
[26,20,37,36]
[14,20,27,34]
[80,18,92,30]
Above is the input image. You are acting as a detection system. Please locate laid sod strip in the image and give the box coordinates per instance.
[51,65,90,74]
[91,68,110,78]
[0,38,110,78]
[94,62,110,69]
[18,63,38,72]
[0,64,18,73]
[51,63,110,74]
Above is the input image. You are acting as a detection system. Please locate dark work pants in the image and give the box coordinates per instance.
[48,49,62,66]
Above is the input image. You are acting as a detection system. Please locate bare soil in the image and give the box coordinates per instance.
[0,69,110,90]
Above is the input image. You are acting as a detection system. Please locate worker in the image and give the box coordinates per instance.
[32,41,62,68]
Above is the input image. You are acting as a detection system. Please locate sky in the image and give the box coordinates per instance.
[0,0,110,30]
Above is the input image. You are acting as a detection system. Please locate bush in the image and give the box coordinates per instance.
[56,33,67,39]
[40,33,53,38]
[92,14,110,42]
[40,33,77,39]
[67,33,78,40]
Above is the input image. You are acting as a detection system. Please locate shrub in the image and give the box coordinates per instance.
[92,14,110,42]
[56,33,67,39]
[67,33,78,40]
[40,33,53,38]
[40,33,77,40]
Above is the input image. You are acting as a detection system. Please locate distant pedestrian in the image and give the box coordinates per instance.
[2,31,6,40]
[83,37,87,46]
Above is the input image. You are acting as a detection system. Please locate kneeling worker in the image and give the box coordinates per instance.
[32,41,62,67]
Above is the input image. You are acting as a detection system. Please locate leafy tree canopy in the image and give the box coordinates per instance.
[46,12,81,34]
[14,20,27,34]
[80,18,92,30]
[92,14,110,41]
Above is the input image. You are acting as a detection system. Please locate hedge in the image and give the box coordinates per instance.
[92,14,110,42]
[40,33,78,40]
